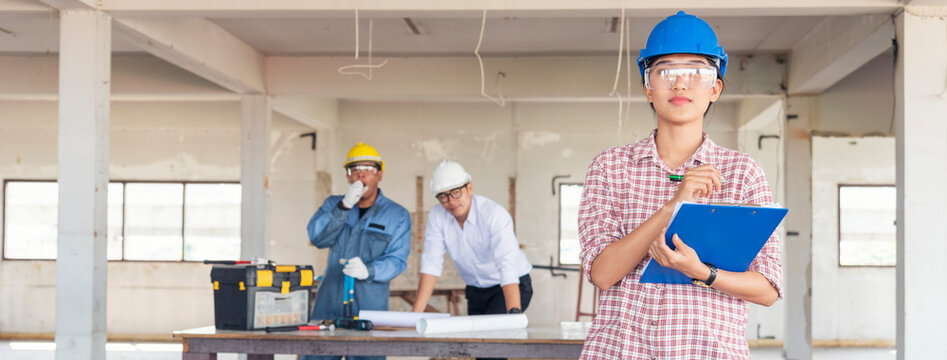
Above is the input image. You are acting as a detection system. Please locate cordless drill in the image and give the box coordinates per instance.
[333,271,374,331]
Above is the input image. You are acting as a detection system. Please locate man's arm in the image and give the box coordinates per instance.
[412,273,439,312]
[501,283,521,312]
[415,208,449,311]
[307,197,350,248]
[485,205,529,312]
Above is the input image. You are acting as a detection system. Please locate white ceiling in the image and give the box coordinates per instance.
[211,15,825,57]
[0,13,824,57]
[0,15,143,53]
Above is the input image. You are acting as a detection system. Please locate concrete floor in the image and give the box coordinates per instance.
[0,341,897,360]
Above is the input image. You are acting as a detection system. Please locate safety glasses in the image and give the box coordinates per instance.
[346,164,379,176]
[435,183,469,203]
[644,62,718,90]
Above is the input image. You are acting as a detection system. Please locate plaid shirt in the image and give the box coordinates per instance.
[578,130,782,360]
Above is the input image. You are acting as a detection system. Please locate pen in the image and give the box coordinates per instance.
[668,174,728,184]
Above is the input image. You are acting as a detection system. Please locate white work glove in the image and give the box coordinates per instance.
[341,180,368,209]
[340,257,369,280]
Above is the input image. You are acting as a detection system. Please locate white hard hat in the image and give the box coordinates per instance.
[430,160,472,194]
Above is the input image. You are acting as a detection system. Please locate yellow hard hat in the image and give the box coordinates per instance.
[343,142,385,172]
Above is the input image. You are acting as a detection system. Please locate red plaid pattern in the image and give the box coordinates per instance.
[578,130,782,360]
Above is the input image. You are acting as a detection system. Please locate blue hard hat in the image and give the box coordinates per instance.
[636,11,728,77]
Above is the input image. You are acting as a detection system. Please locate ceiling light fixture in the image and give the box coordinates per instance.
[403,18,421,35]
[0,26,15,37]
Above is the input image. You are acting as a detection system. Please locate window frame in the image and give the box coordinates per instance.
[1,179,240,262]
[557,182,584,267]
[837,183,897,268]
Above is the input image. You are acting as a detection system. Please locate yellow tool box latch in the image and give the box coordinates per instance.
[239,281,246,291]
[275,265,296,273]
[213,281,219,290]
[300,269,313,286]
[281,281,290,294]
[257,270,273,287]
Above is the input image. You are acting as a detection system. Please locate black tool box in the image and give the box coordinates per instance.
[210,264,315,330]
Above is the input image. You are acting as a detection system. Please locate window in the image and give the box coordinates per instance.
[3,181,59,259]
[183,184,241,261]
[558,183,584,266]
[838,185,896,266]
[3,180,240,261]
[124,183,185,261]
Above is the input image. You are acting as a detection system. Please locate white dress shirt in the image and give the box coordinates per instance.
[420,194,533,288]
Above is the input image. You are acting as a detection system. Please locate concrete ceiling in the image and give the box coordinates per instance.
[0,13,824,57]
[0,15,143,53]
[0,0,903,98]
[210,15,825,57]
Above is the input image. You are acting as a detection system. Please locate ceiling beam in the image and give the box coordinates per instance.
[93,0,900,17]
[36,0,95,11]
[266,54,786,101]
[112,17,265,94]
[0,0,53,15]
[0,55,237,100]
[271,96,338,130]
[904,4,947,16]
[788,14,894,95]
[738,97,783,130]
[906,0,947,7]
[37,0,265,94]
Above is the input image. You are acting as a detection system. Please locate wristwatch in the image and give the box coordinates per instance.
[508,307,522,314]
[692,262,717,287]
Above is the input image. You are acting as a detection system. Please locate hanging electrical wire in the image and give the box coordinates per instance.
[609,7,627,144]
[620,14,635,144]
[475,8,506,107]
[338,7,388,79]
[609,7,626,97]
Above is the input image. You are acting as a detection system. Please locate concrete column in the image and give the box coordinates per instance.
[54,10,111,360]
[783,96,814,360]
[895,10,947,359]
[241,95,271,260]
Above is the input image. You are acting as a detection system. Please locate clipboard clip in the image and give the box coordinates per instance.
[708,202,761,207]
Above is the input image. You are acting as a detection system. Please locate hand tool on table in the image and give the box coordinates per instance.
[265,324,334,333]
[333,259,374,331]
[203,260,252,265]
[204,258,275,265]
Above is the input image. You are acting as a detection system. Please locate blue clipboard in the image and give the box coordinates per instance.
[639,202,788,284]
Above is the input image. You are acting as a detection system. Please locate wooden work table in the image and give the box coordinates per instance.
[173,323,587,359]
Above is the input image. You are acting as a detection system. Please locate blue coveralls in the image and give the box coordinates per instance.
[303,189,411,360]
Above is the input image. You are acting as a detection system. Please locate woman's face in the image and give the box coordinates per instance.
[644,53,723,125]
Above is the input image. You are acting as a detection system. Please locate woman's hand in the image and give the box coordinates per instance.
[669,164,723,204]
[648,228,707,280]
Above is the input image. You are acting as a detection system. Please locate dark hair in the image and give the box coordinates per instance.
[642,54,725,116]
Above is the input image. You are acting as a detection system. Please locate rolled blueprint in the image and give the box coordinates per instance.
[416,313,528,335]
[358,310,451,328]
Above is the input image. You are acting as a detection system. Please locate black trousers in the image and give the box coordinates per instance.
[464,274,533,360]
